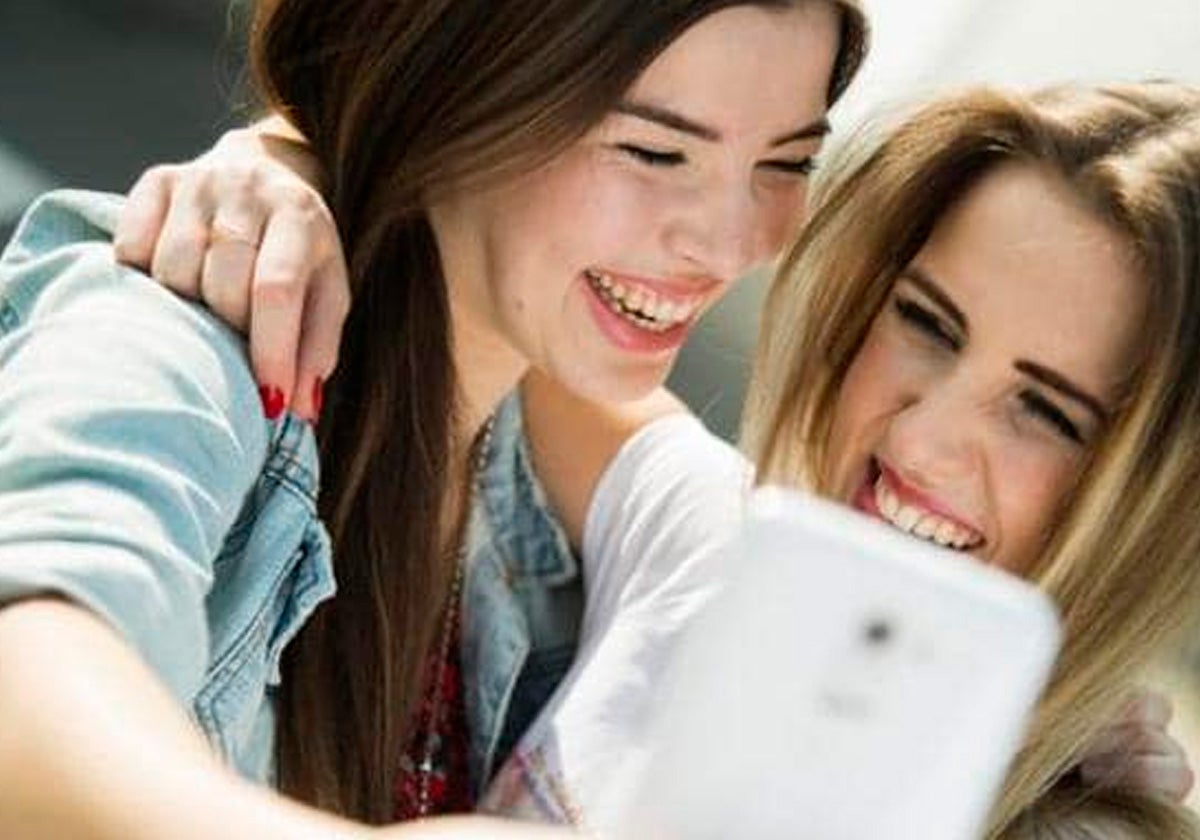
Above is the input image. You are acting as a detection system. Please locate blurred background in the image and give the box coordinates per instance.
[1,0,1198,438]
[2,0,1200,813]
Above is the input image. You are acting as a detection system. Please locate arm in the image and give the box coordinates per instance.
[0,193,569,840]
[0,191,359,838]
[0,598,371,840]
[0,600,574,840]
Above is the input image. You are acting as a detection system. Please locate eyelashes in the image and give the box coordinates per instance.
[894,297,961,350]
[616,144,684,167]
[1018,390,1083,443]
[615,143,815,176]
[762,157,817,176]
[892,296,1084,445]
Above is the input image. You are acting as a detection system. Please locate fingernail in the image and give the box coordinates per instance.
[311,377,324,422]
[259,385,286,420]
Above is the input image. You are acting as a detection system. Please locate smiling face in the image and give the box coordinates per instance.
[828,163,1145,576]
[430,2,840,404]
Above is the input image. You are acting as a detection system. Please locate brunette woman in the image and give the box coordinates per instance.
[0,0,867,835]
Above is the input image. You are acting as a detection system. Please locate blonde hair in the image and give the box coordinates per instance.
[743,83,1200,837]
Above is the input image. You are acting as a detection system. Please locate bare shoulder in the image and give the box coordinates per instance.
[519,369,688,551]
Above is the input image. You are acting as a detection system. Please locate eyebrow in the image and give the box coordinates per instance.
[898,266,969,334]
[900,265,1109,424]
[1015,361,1109,424]
[614,100,830,147]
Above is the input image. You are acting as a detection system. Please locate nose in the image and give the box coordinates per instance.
[881,379,985,493]
[662,184,779,282]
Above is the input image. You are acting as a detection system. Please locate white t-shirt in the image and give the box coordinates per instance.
[480,412,752,832]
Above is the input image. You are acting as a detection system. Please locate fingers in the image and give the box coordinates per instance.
[1120,688,1173,729]
[1139,755,1195,801]
[247,188,348,423]
[116,131,348,426]
[113,165,175,270]
[150,173,213,300]
[290,254,350,423]
[201,193,268,334]
[1079,721,1195,801]
[1081,746,1195,802]
[248,212,310,420]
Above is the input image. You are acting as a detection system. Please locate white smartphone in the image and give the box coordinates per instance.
[616,486,1061,840]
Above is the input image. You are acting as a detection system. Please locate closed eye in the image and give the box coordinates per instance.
[616,143,685,167]
[894,297,961,351]
[1019,390,1083,444]
[759,157,816,176]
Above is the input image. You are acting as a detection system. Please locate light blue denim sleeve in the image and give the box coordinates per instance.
[0,190,270,703]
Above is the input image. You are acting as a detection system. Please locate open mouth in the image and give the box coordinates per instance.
[583,268,703,334]
[864,458,986,551]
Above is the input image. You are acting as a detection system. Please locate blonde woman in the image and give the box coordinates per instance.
[743,81,1200,837]
[117,82,1200,836]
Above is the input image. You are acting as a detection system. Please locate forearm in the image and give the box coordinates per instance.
[0,598,366,840]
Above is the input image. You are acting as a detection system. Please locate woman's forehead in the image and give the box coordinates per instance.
[623,4,839,144]
[912,163,1144,401]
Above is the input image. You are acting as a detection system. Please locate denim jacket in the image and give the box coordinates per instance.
[0,190,583,795]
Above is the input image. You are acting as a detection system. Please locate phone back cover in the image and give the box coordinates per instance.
[621,487,1061,840]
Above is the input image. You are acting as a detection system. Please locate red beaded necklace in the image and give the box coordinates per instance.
[394,415,494,820]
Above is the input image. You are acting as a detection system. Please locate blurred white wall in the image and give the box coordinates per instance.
[671,0,1200,439]
[839,0,1200,124]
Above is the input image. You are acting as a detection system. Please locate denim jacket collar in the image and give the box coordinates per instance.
[461,389,582,790]
[476,392,577,585]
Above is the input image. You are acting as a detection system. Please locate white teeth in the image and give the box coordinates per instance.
[872,474,980,551]
[896,506,921,532]
[933,521,957,547]
[878,481,900,519]
[912,516,938,539]
[584,269,703,333]
[648,298,675,322]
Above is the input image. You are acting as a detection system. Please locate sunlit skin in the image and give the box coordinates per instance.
[828,162,1146,575]
[428,3,840,423]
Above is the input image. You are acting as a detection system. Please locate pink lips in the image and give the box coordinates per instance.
[853,457,985,544]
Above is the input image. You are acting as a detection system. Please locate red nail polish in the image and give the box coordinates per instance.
[311,377,324,421]
[259,385,286,420]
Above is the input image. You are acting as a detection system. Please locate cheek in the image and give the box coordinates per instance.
[836,322,917,429]
[989,449,1078,576]
[473,156,657,325]
[516,151,670,265]
[758,185,809,257]
[828,325,903,488]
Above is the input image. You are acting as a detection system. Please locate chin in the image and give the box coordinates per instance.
[559,362,669,406]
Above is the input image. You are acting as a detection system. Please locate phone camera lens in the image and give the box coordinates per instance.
[864,617,893,647]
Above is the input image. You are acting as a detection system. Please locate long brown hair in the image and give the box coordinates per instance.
[744,83,1200,837]
[248,0,867,821]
